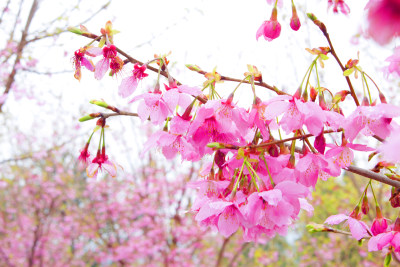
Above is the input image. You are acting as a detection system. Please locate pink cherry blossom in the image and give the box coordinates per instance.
[118,63,149,98]
[72,48,95,81]
[130,90,172,125]
[366,0,400,44]
[93,45,117,80]
[371,217,389,236]
[368,231,400,252]
[86,149,117,178]
[328,0,350,15]
[325,214,369,240]
[325,142,374,168]
[256,7,281,42]
[78,143,90,166]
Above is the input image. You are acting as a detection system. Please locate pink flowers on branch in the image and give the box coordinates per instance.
[70,3,400,265]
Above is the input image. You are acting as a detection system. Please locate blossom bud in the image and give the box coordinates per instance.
[306,223,328,233]
[361,194,369,215]
[207,142,226,149]
[379,92,387,104]
[79,113,100,122]
[371,207,388,235]
[185,64,202,72]
[287,154,296,169]
[290,4,301,31]
[314,132,326,154]
[350,206,361,220]
[394,217,400,232]
[362,96,370,106]
[390,187,400,208]
[214,150,226,169]
[67,26,83,35]
[310,86,317,102]
[293,87,302,99]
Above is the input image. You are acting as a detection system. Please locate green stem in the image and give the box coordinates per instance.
[314,57,321,89]
[232,160,246,194]
[369,180,380,207]
[261,154,275,187]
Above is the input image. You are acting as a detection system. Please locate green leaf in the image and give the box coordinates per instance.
[320,54,329,60]
[384,252,392,267]
[343,68,354,76]
[67,26,82,35]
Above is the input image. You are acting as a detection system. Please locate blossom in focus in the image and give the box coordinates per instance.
[325,213,369,240]
[371,214,389,236]
[119,63,149,98]
[256,7,281,42]
[366,0,400,45]
[78,143,90,166]
[368,218,400,252]
[290,4,301,31]
[72,47,95,81]
[328,0,350,15]
[94,45,118,80]
[86,148,117,178]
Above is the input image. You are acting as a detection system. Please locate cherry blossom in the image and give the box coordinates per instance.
[366,0,400,44]
[256,7,281,42]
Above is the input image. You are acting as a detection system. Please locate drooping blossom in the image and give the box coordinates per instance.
[93,44,118,80]
[325,213,370,240]
[369,218,400,252]
[290,4,301,31]
[78,143,90,166]
[256,7,281,42]
[366,0,400,45]
[72,47,95,81]
[119,63,149,98]
[328,0,350,15]
[86,148,117,178]
[371,207,389,236]
[195,199,247,237]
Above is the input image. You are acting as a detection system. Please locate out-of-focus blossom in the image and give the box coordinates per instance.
[366,0,400,45]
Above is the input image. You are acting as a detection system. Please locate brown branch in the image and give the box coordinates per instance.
[346,166,400,188]
[0,0,38,112]
[228,243,250,267]
[215,236,231,267]
[313,20,360,106]
[194,69,287,96]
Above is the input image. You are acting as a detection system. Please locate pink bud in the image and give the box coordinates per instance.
[290,5,301,31]
[371,216,388,236]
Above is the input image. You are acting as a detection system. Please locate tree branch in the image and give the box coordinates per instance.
[0,0,39,112]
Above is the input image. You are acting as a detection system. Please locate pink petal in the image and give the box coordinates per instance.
[81,57,95,71]
[218,206,240,237]
[324,214,349,225]
[94,58,109,80]
[86,163,99,178]
[259,189,282,206]
[103,160,117,177]
[119,77,138,98]
[348,218,368,240]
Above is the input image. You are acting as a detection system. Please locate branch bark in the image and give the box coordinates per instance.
[0,0,39,112]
